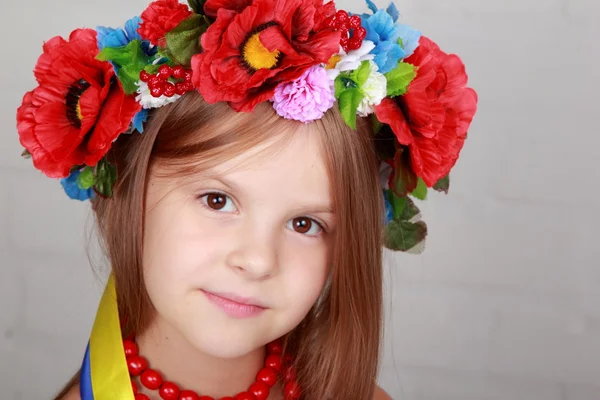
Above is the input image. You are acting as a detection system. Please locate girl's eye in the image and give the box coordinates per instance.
[287,217,323,237]
[199,192,237,213]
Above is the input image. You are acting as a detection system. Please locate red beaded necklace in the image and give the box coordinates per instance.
[123,337,301,400]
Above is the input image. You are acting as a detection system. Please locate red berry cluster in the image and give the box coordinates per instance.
[140,65,194,98]
[324,10,367,53]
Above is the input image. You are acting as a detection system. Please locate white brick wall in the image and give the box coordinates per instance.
[1,0,599,399]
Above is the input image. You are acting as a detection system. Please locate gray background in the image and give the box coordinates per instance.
[1,0,599,398]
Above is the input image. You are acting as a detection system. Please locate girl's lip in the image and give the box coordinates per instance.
[201,290,267,318]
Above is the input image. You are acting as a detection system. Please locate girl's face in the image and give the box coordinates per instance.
[142,124,334,358]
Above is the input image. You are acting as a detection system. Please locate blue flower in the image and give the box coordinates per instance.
[60,170,95,201]
[98,16,145,50]
[383,191,394,224]
[361,10,404,73]
[359,0,422,72]
[132,109,149,133]
[96,16,157,67]
[396,22,421,58]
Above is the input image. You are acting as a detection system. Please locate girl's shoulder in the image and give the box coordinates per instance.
[56,384,80,400]
[374,385,393,400]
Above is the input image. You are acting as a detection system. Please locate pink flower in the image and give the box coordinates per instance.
[272,65,335,123]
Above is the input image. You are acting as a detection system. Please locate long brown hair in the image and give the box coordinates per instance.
[56,91,384,399]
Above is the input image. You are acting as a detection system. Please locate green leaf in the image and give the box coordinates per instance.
[398,196,420,221]
[187,0,205,14]
[371,114,383,134]
[391,148,418,197]
[94,158,118,198]
[77,167,96,190]
[118,64,148,94]
[21,149,31,159]
[334,75,345,98]
[164,14,210,66]
[383,219,427,253]
[433,175,450,194]
[411,177,428,200]
[385,189,407,220]
[350,60,372,87]
[338,87,364,129]
[97,40,155,94]
[384,62,416,97]
[334,74,358,97]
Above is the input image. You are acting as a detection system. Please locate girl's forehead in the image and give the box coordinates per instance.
[211,124,327,178]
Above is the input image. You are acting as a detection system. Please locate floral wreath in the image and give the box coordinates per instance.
[16,0,478,253]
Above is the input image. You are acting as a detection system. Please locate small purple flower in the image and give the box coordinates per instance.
[272,66,335,123]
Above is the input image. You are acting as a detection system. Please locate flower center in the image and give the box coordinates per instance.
[326,54,342,69]
[66,79,91,129]
[242,31,280,71]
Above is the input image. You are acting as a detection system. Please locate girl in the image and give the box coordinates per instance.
[15,0,477,399]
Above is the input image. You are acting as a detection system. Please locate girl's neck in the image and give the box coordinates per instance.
[135,317,283,399]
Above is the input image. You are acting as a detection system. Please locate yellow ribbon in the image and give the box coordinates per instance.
[88,274,134,400]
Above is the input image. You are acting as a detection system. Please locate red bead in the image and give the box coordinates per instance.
[256,367,277,387]
[175,82,188,95]
[284,366,296,382]
[347,38,362,51]
[139,70,151,82]
[335,10,349,25]
[184,70,193,83]
[123,339,138,357]
[131,380,138,393]
[264,354,282,372]
[355,26,367,41]
[148,75,163,88]
[283,381,301,400]
[234,393,256,400]
[127,355,148,376]
[135,394,150,400]
[163,82,176,97]
[183,82,195,92]
[140,368,163,390]
[180,390,201,400]
[340,36,349,48]
[248,382,270,400]
[266,339,282,354]
[172,65,187,80]
[159,381,180,400]
[348,15,362,29]
[150,85,165,97]
[158,65,173,79]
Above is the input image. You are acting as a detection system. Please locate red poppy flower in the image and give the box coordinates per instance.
[204,0,253,18]
[138,0,193,46]
[375,36,478,187]
[17,29,141,178]
[192,0,340,112]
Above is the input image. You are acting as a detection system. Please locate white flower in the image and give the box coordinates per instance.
[135,81,181,109]
[357,61,387,117]
[326,40,376,81]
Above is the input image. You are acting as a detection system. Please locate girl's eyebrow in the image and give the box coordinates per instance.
[201,173,334,215]
[200,174,242,193]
